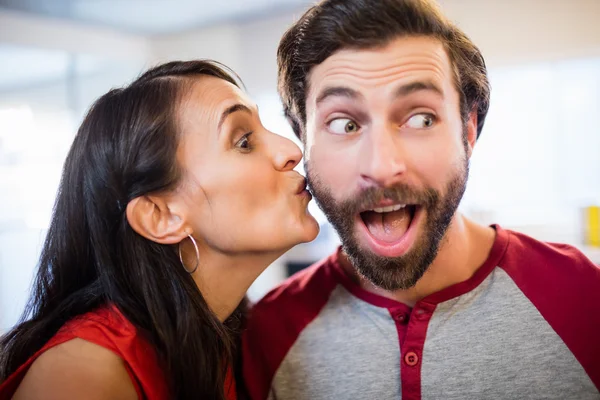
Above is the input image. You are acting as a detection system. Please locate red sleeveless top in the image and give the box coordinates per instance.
[0,306,237,400]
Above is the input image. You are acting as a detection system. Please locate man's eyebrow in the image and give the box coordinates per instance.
[316,86,363,106]
[393,80,444,99]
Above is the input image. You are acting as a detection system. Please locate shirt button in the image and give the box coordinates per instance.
[415,308,427,320]
[394,313,408,323]
[404,351,419,366]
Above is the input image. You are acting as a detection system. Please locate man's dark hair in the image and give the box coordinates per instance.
[277,0,490,140]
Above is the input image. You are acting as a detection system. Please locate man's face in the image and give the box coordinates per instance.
[304,36,477,291]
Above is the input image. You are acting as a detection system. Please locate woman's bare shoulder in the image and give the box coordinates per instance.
[12,338,138,400]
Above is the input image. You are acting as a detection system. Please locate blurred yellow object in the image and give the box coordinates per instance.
[585,205,600,247]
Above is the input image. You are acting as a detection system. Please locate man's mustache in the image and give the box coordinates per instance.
[308,177,439,215]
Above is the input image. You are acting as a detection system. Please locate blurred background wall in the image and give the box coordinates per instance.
[0,0,599,332]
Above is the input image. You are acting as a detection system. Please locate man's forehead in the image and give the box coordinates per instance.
[306,36,452,102]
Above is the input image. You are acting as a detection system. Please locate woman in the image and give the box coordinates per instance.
[0,60,319,399]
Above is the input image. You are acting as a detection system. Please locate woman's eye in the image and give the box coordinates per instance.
[328,118,360,135]
[235,132,253,151]
[404,113,436,129]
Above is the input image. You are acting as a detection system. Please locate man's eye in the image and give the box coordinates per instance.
[328,118,360,135]
[404,113,436,129]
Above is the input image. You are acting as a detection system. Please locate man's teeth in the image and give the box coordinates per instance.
[371,204,406,213]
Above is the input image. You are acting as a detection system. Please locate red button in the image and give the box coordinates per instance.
[394,313,407,323]
[404,351,419,366]
[415,308,428,320]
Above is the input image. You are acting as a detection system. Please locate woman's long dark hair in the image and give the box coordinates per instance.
[0,60,246,399]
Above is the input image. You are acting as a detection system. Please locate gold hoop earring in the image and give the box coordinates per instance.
[178,235,199,274]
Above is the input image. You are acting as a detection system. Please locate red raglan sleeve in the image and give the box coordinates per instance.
[499,229,600,391]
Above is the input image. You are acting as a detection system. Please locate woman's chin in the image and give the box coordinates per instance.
[297,214,321,243]
[238,216,320,257]
[272,218,320,253]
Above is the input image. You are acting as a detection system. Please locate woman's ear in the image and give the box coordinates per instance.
[126,195,189,245]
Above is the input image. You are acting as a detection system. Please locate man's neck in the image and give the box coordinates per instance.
[340,214,496,307]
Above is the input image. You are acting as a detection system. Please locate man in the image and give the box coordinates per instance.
[242,0,600,399]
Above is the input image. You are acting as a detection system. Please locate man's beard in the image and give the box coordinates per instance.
[307,155,469,291]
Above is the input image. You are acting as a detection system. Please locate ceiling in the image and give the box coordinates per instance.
[0,0,313,35]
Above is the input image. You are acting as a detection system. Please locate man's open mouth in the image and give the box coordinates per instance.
[359,203,417,244]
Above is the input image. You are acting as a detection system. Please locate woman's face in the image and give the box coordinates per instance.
[174,76,319,256]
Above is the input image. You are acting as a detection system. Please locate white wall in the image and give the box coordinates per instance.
[152,24,243,72]
[439,0,600,66]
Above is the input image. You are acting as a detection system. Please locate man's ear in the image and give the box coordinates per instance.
[465,110,478,158]
[126,195,188,245]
